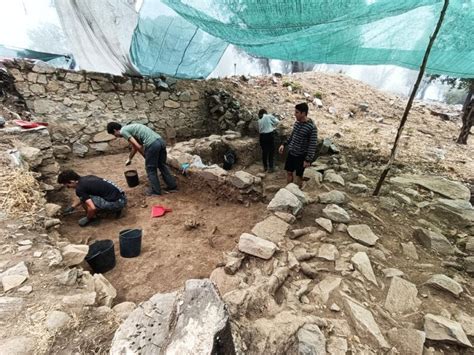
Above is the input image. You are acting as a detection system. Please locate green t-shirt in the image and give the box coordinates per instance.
[120,124,161,148]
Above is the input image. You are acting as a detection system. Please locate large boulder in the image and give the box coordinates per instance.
[111,279,235,354]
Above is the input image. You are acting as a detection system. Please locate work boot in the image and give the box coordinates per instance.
[78,217,100,227]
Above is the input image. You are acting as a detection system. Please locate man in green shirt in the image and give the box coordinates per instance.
[107,122,177,196]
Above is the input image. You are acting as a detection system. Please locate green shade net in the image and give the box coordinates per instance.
[130,0,228,78]
[0,44,74,69]
[158,0,474,78]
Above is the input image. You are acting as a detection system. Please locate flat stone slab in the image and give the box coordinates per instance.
[318,244,339,261]
[413,228,454,255]
[424,313,472,347]
[347,224,379,246]
[384,276,420,314]
[2,275,27,292]
[351,252,377,286]
[238,233,277,259]
[424,274,463,297]
[390,175,470,201]
[297,324,327,355]
[316,217,333,233]
[344,297,389,349]
[387,328,425,355]
[251,215,290,243]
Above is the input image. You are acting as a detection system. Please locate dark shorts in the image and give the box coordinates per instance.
[284,153,306,177]
[90,194,127,211]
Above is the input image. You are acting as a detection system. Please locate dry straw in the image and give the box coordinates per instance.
[0,167,44,218]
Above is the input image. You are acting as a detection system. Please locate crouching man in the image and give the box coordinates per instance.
[58,170,127,227]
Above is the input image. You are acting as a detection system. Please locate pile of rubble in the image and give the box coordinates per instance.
[109,150,473,354]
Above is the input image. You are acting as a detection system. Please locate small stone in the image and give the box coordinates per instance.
[251,215,290,243]
[319,190,346,204]
[322,204,351,223]
[347,224,379,246]
[401,242,419,260]
[46,310,71,330]
[327,336,348,355]
[17,240,32,246]
[45,203,62,217]
[112,302,137,320]
[0,336,36,355]
[318,244,339,261]
[18,285,33,294]
[274,211,296,224]
[413,228,454,255]
[267,188,303,215]
[315,217,333,233]
[344,297,389,349]
[382,268,405,278]
[386,328,425,355]
[61,244,89,267]
[297,324,327,355]
[56,269,78,286]
[2,275,27,291]
[238,233,277,259]
[351,252,377,286]
[330,303,341,312]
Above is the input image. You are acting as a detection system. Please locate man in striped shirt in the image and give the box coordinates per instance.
[278,102,317,188]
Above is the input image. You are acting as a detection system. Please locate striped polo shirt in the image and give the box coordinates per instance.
[285,119,318,161]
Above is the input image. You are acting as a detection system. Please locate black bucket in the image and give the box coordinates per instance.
[119,229,142,258]
[85,239,116,273]
[124,170,139,188]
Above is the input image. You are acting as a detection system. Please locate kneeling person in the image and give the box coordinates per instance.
[58,170,127,227]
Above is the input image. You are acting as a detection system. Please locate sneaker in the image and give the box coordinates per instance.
[145,188,161,196]
[78,217,100,227]
[164,186,178,194]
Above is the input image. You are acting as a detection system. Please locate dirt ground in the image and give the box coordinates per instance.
[56,152,267,303]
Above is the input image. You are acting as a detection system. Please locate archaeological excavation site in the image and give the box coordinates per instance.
[1,2,474,354]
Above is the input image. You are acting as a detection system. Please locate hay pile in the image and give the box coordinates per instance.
[0,167,44,218]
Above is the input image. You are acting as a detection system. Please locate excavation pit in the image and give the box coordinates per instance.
[54,136,287,303]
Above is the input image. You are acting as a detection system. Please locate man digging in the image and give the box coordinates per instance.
[107,122,178,196]
[58,170,127,227]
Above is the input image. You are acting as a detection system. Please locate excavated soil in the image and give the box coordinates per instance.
[55,152,266,303]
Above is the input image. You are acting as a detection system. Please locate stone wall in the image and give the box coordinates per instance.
[3,60,219,159]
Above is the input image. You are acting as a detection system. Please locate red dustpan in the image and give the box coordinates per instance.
[14,119,49,129]
[151,205,172,218]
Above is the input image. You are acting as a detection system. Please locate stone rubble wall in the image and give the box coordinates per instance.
[2,126,59,189]
[3,60,219,159]
[168,133,264,202]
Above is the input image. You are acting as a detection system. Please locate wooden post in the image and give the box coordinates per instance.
[373,0,450,196]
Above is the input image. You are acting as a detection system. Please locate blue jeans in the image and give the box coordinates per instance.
[145,138,177,194]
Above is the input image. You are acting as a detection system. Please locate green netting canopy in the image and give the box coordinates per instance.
[157,0,474,78]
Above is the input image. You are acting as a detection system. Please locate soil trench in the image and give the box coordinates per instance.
[55,152,267,303]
